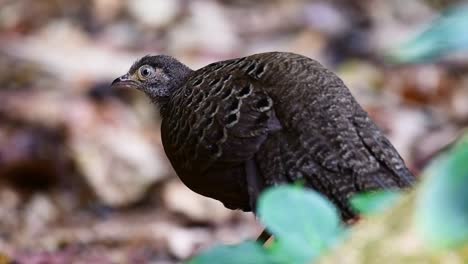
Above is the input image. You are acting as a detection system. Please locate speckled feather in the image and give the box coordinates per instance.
[158,52,415,219]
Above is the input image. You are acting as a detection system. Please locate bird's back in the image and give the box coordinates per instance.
[161,52,415,217]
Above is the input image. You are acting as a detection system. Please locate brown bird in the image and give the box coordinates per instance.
[111,52,415,221]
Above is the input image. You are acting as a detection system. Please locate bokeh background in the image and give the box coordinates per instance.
[0,0,467,262]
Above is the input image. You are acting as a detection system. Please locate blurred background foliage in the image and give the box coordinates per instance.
[0,0,468,263]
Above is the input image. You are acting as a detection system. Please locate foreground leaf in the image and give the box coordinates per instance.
[351,191,402,216]
[188,241,279,264]
[258,185,345,263]
[416,136,468,249]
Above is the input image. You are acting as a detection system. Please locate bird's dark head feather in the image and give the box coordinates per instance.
[111,55,193,106]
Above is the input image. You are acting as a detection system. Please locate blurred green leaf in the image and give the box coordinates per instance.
[258,185,345,263]
[388,5,468,63]
[351,191,402,216]
[416,135,468,249]
[187,241,279,264]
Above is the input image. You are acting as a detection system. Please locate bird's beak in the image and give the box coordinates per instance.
[111,73,138,89]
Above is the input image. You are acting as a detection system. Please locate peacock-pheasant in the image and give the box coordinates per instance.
[111,52,415,220]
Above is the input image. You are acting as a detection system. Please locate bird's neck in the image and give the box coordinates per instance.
[156,64,194,117]
[156,97,171,116]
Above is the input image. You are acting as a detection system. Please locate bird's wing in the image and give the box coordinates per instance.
[352,110,415,186]
[244,53,415,217]
[162,58,281,175]
[253,80,415,219]
[161,59,284,210]
[263,78,414,183]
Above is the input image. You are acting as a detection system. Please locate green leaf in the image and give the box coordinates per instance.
[350,191,402,216]
[258,185,345,264]
[187,241,279,264]
[415,135,468,249]
[387,5,468,63]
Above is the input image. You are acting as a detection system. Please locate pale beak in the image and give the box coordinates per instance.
[111,73,138,89]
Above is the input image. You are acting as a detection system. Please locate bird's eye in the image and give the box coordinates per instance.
[138,65,155,80]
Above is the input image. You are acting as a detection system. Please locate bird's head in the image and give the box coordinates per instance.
[111,55,193,105]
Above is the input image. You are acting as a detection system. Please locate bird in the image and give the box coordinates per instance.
[111,52,415,221]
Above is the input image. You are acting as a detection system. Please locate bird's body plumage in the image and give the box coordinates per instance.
[158,52,415,219]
